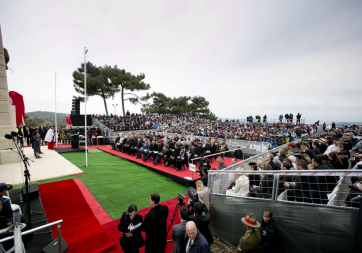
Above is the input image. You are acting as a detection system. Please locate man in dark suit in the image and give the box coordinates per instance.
[39,124,46,145]
[183,221,210,253]
[187,200,213,245]
[284,160,328,204]
[266,154,279,170]
[102,127,108,145]
[176,146,187,172]
[142,193,169,253]
[172,207,189,253]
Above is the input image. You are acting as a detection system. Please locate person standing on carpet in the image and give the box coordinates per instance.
[33,131,42,158]
[44,126,56,150]
[118,204,145,253]
[142,193,169,253]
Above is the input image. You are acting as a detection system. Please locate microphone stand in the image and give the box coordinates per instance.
[10,136,46,229]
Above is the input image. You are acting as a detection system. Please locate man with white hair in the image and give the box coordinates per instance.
[288,155,297,169]
[184,221,210,253]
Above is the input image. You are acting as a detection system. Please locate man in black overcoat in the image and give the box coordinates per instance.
[142,193,169,253]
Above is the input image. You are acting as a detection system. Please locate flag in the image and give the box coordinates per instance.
[8,91,25,126]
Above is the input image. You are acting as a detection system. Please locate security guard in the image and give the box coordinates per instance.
[236,213,261,253]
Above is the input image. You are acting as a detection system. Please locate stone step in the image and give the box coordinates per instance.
[0,100,9,113]
[0,138,16,150]
[0,89,9,101]
[0,149,21,165]
[0,77,7,90]
[0,113,12,125]
[0,125,13,137]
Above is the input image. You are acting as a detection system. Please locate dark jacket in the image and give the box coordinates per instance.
[142,205,169,253]
[315,163,337,192]
[252,175,273,199]
[118,212,144,251]
[258,219,277,253]
[188,204,213,245]
[201,174,208,187]
[183,229,210,253]
[268,161,279,170]
[172,220,187,253]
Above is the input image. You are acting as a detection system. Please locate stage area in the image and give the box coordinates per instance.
[97,146,239,183]
[0,146,84,186]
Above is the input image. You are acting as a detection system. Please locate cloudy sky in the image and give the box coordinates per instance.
[1,0,361,123]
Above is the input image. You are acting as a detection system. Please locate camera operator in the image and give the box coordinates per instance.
[187,198,213,245]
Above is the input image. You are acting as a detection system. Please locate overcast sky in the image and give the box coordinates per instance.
[1,0,361,123]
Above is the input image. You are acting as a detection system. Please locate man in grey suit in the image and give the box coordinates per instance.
[217,157,227,170]
[171,207,189,253]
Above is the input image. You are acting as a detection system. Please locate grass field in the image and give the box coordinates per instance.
[38,149,187,220]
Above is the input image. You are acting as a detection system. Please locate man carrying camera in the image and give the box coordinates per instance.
[187,198,213,246]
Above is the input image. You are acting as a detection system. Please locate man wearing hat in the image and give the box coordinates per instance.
[236,213,261,253]
[0,183,25,223]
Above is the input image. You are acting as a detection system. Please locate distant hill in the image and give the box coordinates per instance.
[25,111,68,127]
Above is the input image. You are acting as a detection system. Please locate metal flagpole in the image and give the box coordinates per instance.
[84,47,88,167]
[55,73,57,148]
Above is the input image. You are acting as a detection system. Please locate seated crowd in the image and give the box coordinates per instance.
[93,112,321,147]
[224,124,362,207]
[110,131,230,172]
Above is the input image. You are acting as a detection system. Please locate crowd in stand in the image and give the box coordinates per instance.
[93,112,324,148]
[225,124,362,208]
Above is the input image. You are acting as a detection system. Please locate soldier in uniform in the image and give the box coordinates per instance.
[214,137,221,153]
[236,213,261,253]
[220,139,228,152]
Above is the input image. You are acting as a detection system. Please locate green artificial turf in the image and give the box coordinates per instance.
[54,150,188,220]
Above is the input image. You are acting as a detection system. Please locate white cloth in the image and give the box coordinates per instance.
[44,129,55,142]
[226,175,250,196]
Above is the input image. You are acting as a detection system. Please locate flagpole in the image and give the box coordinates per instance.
[84,47,88,167]
[55,73,57,148]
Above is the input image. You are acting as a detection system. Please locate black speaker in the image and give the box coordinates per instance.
[41,237,69,253]
[22,183,39,201]
[70,134,79,149]
[71,99,80,115]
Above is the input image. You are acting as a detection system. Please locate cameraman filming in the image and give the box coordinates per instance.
[187,198,213,245]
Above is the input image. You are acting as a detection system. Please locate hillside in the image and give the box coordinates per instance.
[25,111,68,127]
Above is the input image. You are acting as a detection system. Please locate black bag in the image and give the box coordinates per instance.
[188,187,199,203]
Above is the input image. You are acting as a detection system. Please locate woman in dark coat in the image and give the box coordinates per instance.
[328,151,344,169]
[250,164,274,199]
[33,131,41,158]
[118,205,145,253]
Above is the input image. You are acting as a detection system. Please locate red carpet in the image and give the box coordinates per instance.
[39,180,119,253]
[98,146,239,181]
[102,197,187,253]
[53,144,99,149]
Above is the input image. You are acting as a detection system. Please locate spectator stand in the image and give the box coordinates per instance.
[207,169,361,253]
[222,140,299,172]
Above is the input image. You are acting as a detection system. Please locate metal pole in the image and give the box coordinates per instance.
[13,213,23,253]
[55,73,57,148]
[57,224,63,253]
[84,47,88,167]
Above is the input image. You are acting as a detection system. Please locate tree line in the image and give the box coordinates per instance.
[73,62,217,120]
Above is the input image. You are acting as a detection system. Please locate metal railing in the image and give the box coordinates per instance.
[0,219,63,253]
[208,169,360,209]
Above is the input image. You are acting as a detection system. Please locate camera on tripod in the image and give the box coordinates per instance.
[177,193,188,206]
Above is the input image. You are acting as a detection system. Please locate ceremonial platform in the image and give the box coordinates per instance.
[97,145,239,186]
[0,145,84,186]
